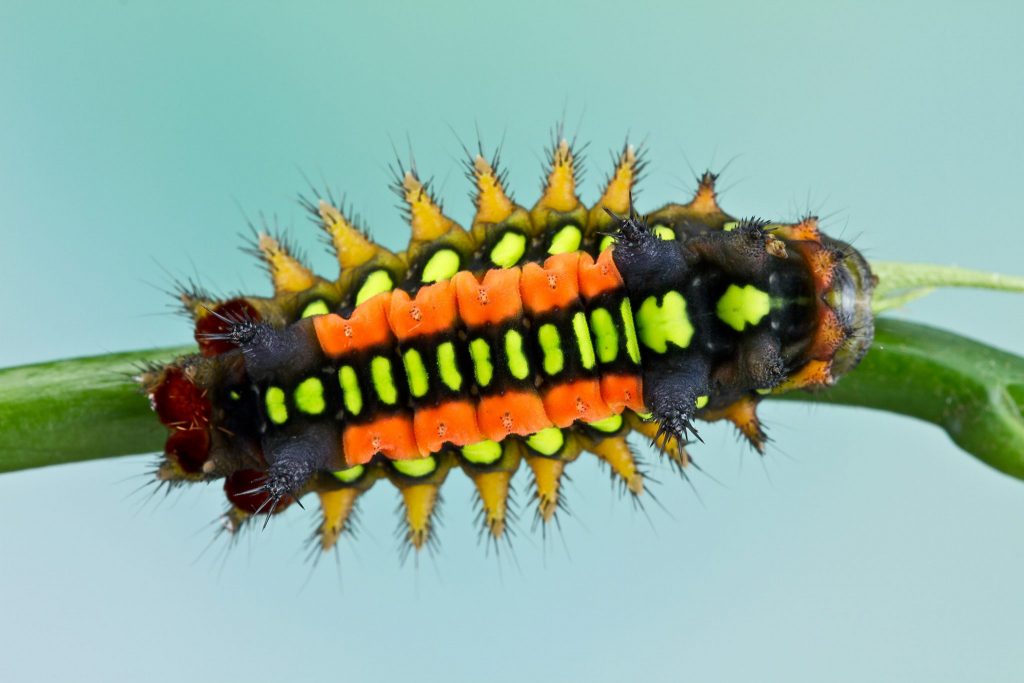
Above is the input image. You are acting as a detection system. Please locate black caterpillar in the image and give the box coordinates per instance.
[139,136,875,557]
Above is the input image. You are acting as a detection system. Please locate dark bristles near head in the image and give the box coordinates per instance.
[194,299,262,356]
[224,469,293,516]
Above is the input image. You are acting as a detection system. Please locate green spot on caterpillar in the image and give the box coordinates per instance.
[469,338,493,387]
[548,224,582,254]
[393,455,437,478]
[370,356,398,405]
[538,323,564,375]
[332,464,365,483]
[504,329,530,380]
[588,414,623,433]
[403,349,430,398]
[265,386,288,425]
[489,231,527,267]
[338,365,363,416]
[422,248,461,283]
[436,342,462,391]
[294,377,325,415]
[717,284,771,332]
[621,298,641,364]
[589,307,618,363]
[301,299,330,318]
[461,440,503,465]
[636,291,694,353]
[572,311,596,370]
[652,225,675,240]
[526,427,564,456]
[355,269,394,305]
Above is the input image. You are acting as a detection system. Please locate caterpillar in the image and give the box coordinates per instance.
[139,135,876,557]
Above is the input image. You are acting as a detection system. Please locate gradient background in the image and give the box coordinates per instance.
[2,1,1023,681]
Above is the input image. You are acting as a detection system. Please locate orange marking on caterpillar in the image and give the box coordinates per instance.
[808,306,846,360]
[577,249,625,300]
[477,391,552,442]
[389,281,458,340]
[342,415,419,465]
[413,401,485,456]
[452,267,523,326]
[520,253,581,314]
[599,374,645,414]
[542,378,612,428]
[313,293,394,357]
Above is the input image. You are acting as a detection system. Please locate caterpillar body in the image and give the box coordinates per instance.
[140,137,876,556]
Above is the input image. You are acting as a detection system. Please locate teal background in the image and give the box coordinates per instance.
[1,1,1023,680]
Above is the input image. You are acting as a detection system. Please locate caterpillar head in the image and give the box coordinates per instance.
[820,235,876,377]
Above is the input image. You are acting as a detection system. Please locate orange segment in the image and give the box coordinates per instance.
[452,268,523,327]
[477,391,552,442]
[578,249,625,300]
[389,281,458,341]
[313,293,394,357]
[542,378,612,428]
[520,252,581,314]
[600,373,645,413]
[413,401,484,456]
[342,415,419,464]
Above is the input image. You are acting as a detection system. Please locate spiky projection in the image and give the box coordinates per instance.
[139,132,876,559]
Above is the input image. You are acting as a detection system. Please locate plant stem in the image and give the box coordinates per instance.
[871,261,1024,313]
[0,347,191,473]
[778,319,1024,479]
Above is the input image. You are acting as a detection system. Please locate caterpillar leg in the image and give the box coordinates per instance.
[642,354,712,454]
[262,422,342,506]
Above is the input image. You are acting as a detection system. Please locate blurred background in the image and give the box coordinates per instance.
[1,1,1022,680]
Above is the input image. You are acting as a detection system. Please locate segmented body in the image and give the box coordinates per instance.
[141,138,875,555]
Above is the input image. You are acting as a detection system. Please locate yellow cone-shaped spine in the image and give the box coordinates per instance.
[686,171,722,217]
[588,144,641,224]
[472,155,515,225]
[587,436,644,495]
[535,138,580,214]
[399,482,440,552]
[401,171,464,244]
[525,455,565,523]
[256,233,318,294]
[471,469,513,539]
[316,488,360,551]
[319,200,382,270]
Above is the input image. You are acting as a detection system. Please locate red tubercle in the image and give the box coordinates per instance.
[165,428,211,474]
[224,469,293,515]
[195,298,261,357]
[152,367,211,427]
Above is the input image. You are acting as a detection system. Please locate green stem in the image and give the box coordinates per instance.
[778,319,1024,479]
[872,261,1024,313]
[0,347,192,473]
